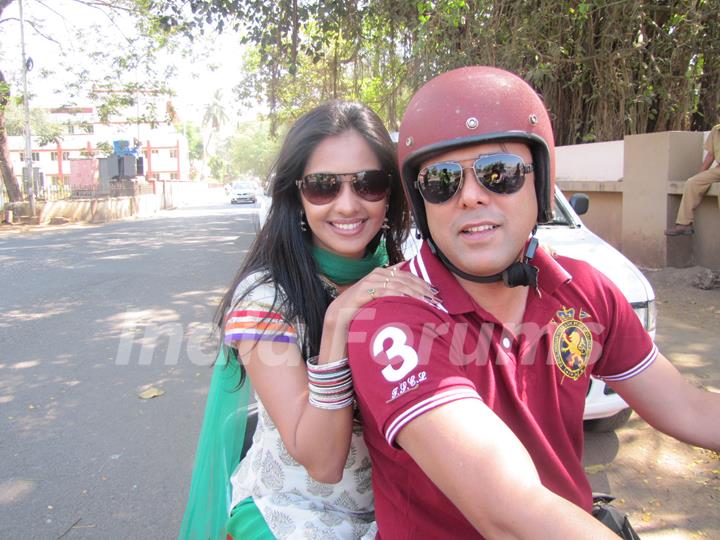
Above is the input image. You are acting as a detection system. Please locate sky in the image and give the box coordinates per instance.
[0,0,256,129]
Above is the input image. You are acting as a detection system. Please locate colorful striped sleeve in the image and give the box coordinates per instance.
[224,276,298,346]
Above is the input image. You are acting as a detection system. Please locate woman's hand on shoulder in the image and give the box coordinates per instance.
[324,263,440,331]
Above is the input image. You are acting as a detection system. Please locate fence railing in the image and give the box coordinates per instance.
[3,181,155,205]
[42,182,155,200]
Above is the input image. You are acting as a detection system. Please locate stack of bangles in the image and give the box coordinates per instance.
[306,356,354,410]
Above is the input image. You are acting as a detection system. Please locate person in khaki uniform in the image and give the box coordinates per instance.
[665,123,720,236]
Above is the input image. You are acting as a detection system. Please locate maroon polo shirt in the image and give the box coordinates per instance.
[348,242,656,539]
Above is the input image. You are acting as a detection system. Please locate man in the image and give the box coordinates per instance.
[665,122,720,236]
[347,66,720,539]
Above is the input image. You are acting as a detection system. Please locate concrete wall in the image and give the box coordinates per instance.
[556,140,624,181]
[558,131,718,271]
[69,159,98,187]
[39,193,160,224]
[149,180,226,209]
[558,182,623,249]
[666,180,720,269]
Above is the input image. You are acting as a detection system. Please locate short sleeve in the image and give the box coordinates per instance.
[224,273,298,346]
[706,125,720,160]
[588,272,657,382]
[704,129,713,154]
[348,297,481,447]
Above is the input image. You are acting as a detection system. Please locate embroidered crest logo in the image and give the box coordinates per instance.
[552,307,593,381]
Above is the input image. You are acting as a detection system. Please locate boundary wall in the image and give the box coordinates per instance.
[557,131,719,270]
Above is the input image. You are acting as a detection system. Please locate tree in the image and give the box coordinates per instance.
[147,0,720,145]
[0,66,21,201]
[201,89,229,178]
[4,100,63,145]
[180,121,203,161]
[0,0,184,202]
[223,118,284,181]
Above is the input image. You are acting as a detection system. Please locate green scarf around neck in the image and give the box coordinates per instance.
[312,241,389,285]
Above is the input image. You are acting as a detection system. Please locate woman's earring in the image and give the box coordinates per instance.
[382,205,390,230]
[299,210,308,232]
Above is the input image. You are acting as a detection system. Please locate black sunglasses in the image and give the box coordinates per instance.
[296,170,390,205]
[415,153,534,204]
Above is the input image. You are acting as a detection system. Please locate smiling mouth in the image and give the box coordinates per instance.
[462,224,498,234]
[330,219,366,231]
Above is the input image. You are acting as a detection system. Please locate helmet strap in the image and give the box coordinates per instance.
[429,233,539,288]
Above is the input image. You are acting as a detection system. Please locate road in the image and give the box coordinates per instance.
[1,203,718,539]
[584,267,720,540]
[0,202,260,539]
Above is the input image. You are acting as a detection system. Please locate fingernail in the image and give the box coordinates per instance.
[423,296,442,309]
[430,286,439,294]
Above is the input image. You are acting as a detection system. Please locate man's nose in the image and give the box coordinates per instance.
[457,167,491,207]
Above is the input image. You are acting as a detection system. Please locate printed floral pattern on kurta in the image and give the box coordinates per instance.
[226,272,376,539]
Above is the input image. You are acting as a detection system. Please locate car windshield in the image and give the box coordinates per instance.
[546,206,572,226]
[233,182,255,190]
[544,195,573,226]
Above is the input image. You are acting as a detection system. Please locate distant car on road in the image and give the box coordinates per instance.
[230,181,258,204]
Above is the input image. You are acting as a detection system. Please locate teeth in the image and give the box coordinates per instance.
[464,224,496,233]
[333,222,362,230]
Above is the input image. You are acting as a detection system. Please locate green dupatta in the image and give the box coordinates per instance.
[178,346,251,540]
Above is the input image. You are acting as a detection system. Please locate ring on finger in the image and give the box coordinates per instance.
[367,287,376,299]
[390,267,396,278]
[383,278,390,289]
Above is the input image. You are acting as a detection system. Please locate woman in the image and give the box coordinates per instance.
[216,101,436,539]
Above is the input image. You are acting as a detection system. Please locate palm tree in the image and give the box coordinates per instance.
[201,90,229,180]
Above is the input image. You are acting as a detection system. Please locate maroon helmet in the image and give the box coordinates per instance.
[398,66,556,241]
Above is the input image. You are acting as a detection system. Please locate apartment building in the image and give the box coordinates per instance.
[6,106,191,198]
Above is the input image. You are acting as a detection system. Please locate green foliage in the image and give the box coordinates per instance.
[4,101,63,145]
[0,80,9,112]
[79,140,113,157]
[207,154,233,182]
[225,118,284,181]
[180,122,204,161]
[147,0,720,144]
[205,118,283,183]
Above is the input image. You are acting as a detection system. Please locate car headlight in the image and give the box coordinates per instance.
[631,299,657,336]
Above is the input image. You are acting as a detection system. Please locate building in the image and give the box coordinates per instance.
[4,105,191,200]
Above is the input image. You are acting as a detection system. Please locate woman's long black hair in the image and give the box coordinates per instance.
[215,100,409,384]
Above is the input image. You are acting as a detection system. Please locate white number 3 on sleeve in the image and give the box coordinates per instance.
[372,326,419,382]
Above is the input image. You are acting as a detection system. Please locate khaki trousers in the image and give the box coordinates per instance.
[676,166,720,225]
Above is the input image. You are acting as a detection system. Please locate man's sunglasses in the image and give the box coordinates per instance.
[296,170,391,205]
[415,153,534,204]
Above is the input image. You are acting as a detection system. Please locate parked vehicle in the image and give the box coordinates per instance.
[230,181,258,204]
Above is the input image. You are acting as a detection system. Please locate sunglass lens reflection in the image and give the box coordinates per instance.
[475,156,525,194]
[418,163,462,203]
[355,171,391,202]
[301,171,389,204]
[303,174,340,204]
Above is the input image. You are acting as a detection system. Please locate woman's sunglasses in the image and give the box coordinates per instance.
[415,153,534,204]
[296,170,390,205]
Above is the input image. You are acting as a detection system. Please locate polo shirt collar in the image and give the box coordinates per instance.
[407,241,573,315]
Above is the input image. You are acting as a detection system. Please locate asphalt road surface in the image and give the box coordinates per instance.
[584,267,720,540]
[0,202,259,539]
[1,202,717,539]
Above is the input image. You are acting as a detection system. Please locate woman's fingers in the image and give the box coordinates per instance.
[362,267,440,306]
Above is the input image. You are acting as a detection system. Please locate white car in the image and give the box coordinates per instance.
[230,181,258,204]
[402,187,656,431]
